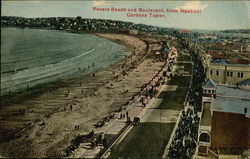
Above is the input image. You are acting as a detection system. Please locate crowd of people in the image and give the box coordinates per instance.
[167,44,205,159]
[168,108,200,159]
[187,49,206,112]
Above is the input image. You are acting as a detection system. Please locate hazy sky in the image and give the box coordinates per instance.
[1,1,249,30]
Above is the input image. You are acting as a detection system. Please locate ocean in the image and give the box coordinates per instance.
[1,28,125,96]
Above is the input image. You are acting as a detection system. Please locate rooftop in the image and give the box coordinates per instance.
[211,85,250,116]
[211,59,250,67]
[211,59,229,65]
[211,96,250,116]
[216,85,250,98]
[202,78,217,88]
[237,78,250,86]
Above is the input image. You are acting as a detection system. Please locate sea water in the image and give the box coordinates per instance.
[1,28,125,96]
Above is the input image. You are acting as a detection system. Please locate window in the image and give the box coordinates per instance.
[212,90,215,94]
[208,90,211,94]
[216,70,219,76]
[227,71,230,77]
[210,70,213,75]
[230,72,233,77]
[244,108,247,114]
[204,89,207,93]
[238,72,244,78]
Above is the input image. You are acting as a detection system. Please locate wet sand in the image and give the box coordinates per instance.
[0,33,164,158]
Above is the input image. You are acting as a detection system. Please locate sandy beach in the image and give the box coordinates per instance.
[0,33,165,158]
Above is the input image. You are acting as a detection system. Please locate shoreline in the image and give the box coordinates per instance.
[0,30,130,107]
[0,32,165,158]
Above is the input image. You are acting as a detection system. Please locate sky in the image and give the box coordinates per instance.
[1,1,250,30]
